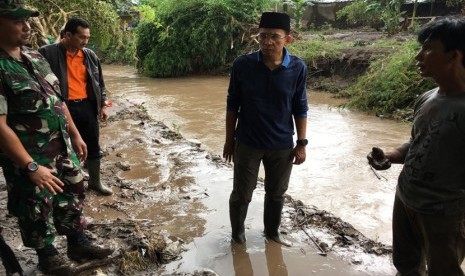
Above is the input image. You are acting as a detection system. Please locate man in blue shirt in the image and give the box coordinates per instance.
[223,12,308,246]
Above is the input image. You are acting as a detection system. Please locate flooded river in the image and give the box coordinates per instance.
[103,65,413,275]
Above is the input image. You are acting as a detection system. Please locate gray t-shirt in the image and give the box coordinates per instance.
[397,88,465,215]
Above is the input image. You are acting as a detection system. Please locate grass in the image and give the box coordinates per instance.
[288,31,435,120]
[344,39,436,120]
[288,37,351,65]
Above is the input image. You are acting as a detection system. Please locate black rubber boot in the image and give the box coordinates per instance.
[264,197,291,247]
[230,201,249,244]
[36,244,74,275]
[67,232,113,262]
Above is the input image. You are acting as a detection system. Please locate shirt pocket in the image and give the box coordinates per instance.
[7,77,41,113]
[42,71,62,97]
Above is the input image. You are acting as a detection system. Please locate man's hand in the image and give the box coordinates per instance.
[291,145,306,165]
[28,166,64,195]
[100,106,109,121]
[367,147,391,170]
[223,140,235,163]
[72,136,87,162]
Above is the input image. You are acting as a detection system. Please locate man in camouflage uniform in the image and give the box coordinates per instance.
[0,1,113,274]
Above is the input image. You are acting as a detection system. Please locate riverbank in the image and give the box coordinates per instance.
[0,97,395,275]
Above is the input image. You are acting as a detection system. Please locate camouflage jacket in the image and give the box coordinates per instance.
[0,47,73,166]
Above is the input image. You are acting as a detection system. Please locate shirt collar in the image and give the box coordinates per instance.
[66,49,84,58]
[0,47,27,61]
[256,47,290,68]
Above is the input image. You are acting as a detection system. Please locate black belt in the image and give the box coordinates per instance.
[68,98,88,103]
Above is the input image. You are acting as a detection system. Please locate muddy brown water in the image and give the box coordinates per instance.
[102,65,412,275]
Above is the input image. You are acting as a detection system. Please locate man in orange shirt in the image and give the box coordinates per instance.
[39,18,112,195]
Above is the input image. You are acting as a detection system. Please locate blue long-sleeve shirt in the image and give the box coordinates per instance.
[227,49,308,150]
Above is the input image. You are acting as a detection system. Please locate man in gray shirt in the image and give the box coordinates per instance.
[368,18,465,275]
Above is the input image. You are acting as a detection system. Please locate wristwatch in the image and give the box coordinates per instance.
[25,161,39,173]
[296,139,308,147]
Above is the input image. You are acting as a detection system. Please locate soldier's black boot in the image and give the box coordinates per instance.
[67,232,113,262]
[230,201,249,244]
[264,197,291,247]
[36,244,74,275]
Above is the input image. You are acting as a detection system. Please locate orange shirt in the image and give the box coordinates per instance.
[66,50,87,100]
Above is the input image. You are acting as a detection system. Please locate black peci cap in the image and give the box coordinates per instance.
[259,12,290,33]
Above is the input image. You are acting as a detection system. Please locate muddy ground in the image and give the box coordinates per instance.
[0,96,393,276]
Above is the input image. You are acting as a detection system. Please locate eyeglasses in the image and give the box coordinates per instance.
[256,33,287,41]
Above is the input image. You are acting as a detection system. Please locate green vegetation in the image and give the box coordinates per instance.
[99,30,137,65]
[136,0,276,77]
[26,0,136,64]
[287,37,350,65]
[287,32,435,120]
[284,0,314,31]
[26,0,117,48]
[344,40,435,119]
[336,0,383,29]
[213,24,434,120]
[24,0,440,118]
[337,0,405,34]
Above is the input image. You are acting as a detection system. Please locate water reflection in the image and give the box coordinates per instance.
[231,241,288,276]
[231,242,253,276]
[265,241,288,276]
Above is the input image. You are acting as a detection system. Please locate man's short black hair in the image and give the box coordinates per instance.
[418,17,465,66]
[64,18,90,35]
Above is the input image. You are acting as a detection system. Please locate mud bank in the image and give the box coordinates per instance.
[303,31,413,93]
[0,97,393,275]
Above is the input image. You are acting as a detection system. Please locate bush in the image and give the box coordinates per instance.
[336,0,382,29]
[287,37,349,65]
[345,40,435,119]
[136,0,276,77]
[99,28,137,65]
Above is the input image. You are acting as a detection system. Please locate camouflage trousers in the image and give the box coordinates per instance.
[0,151,86,249]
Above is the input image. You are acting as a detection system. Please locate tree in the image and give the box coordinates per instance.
[369,0,405,34]
[336,0,383,29]
[25,0,121,50]
[444,0,465,14]
[136,0,278,77]
[104,0,136,12]
[284,0,314,31]
[337,0,405,34]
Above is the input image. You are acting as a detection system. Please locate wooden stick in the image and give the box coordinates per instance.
[73,256,120,274]
[300,226,327,257]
